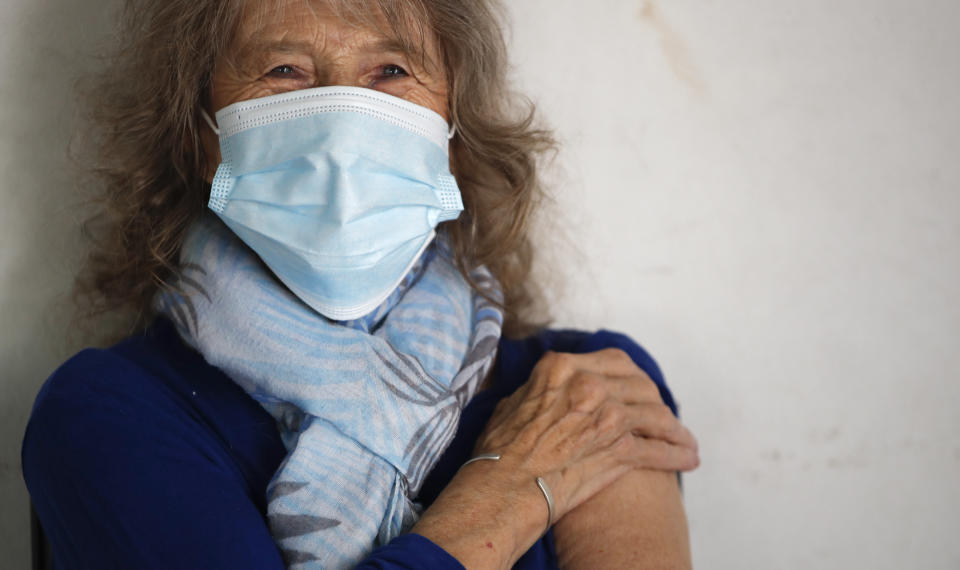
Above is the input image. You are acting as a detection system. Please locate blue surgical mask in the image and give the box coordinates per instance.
[201,86,463,321]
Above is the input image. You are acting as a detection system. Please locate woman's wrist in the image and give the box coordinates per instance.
[411,460,548,570]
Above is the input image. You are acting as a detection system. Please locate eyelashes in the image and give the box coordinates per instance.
[379,64,409,79]
[266,65,299,77]
[263,64,411,82]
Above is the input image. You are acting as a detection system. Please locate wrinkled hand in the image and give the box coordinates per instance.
[412,348,699,569]
[473,348,699,523]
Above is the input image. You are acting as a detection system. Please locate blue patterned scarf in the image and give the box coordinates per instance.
[157,215,503,568]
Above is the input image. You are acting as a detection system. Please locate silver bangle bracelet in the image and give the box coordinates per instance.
[535,476,555,535]
[461,453,501,468]
[460,454,555,536]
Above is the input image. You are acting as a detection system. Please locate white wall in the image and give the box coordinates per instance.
[508,1,960,568]
[1,0,957,568]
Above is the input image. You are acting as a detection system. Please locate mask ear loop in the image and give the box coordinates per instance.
[448,124,457,140]
[201,108,221,136]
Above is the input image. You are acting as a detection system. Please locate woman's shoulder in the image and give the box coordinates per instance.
[23,323,188,477]
[28,344,159,430]
[496,328,676,415]
[22,342,164,499]
[22,317,286,499]
[28,319,195,420]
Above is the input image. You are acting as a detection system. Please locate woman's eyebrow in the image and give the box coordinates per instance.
[241,38,317,56]
[367,37,413,54]
[364,37,432,71]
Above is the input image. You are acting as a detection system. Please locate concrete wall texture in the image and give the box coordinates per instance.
[2,0,958,568]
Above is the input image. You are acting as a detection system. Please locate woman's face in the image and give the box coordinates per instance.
[202,0,449,180]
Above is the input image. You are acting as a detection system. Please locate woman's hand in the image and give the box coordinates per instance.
[476,348,698,518]
[412,348,698,569]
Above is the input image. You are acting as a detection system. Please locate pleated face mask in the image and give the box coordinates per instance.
[202,86,463,321]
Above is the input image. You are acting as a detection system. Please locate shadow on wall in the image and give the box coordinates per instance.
[1,0,122,567]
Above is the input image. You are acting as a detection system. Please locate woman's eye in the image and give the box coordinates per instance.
[266,65,297,78]
[379,64,409,79]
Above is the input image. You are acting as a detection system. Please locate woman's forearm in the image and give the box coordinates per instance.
[411,461,549,570]
[552,469,692,569]
[413,467,692,570]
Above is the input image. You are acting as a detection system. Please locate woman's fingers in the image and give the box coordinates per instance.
[556,351,698,458]
[544,429,698,517]
[584,402,698,468]
[584,432,698,476]
[634,436,701,472]
[596,372,666,406]
[621,402,699,452]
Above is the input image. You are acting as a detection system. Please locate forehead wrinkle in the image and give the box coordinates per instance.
[231,3,328,62]
[231,0,442,80]
[241,23,426,65]
[238,0,322,40]
[313,0,435,67]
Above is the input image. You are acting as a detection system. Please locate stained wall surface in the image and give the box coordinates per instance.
[1,1,958,568]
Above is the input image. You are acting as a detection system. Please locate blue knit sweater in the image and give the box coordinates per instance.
[21,318,676,569]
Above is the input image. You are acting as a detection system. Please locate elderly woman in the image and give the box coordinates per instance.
[22,0,699,568]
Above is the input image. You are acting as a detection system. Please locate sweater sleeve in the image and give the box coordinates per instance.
[21,349,289,570]
[357,534,465,569]
[21,348,465,570]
